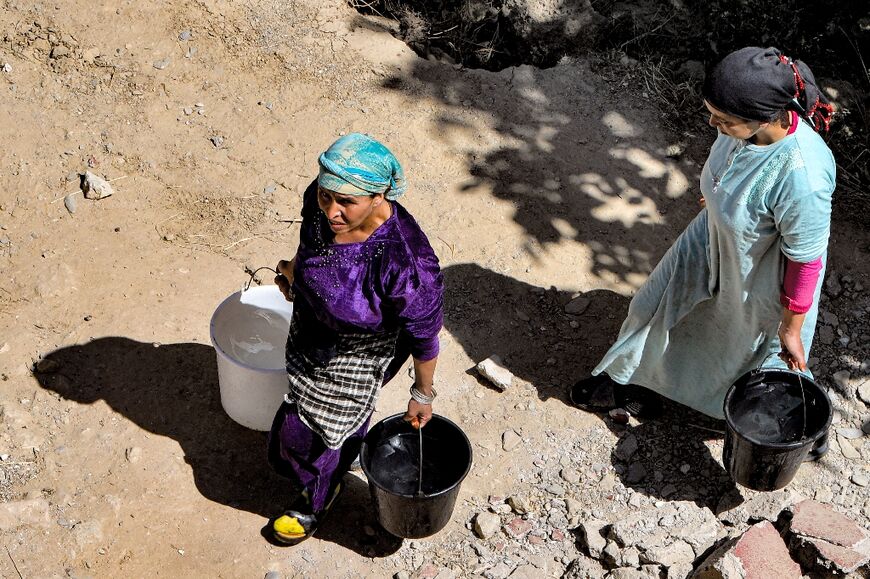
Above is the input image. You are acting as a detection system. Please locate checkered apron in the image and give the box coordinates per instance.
[284,315,398,449]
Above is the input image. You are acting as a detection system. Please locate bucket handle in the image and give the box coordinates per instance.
[243,266,279,292]
[752,349,809,441]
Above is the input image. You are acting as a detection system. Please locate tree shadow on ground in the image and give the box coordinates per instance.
[442,262,629,400]
[356,14,708,288]
[607,408,737,511]
[32,337,400,557]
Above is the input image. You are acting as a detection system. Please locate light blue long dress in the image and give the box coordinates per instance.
[593,119,835,418]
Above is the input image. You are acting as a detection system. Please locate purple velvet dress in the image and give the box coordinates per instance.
[268,181,443,513]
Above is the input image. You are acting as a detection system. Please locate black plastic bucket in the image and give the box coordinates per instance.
[360,413,472,538]
[723,367,831,491]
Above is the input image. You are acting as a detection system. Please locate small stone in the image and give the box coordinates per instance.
[502,429,522,451]
[832,370,852,391]
[476,355,514,391]
[851,472,869,487]
[839,436,860,460]
[153,58,171,70]
[560,468,580,484]
[210,135,224,148]
[837,427,863,439]
[264,572,281,579]
[473,511,500,539]
[178,30,192,41]
[857,381,870,405]
[1,63,11,73]
[264,183,277,195]
[615,433,638,461]
[679,463,691,474]
[507,495,529,515]
[545,484,565,496]
[84,315,93,322]
[564,497,582,515]
[50,45,70,58]
[125,447,141,463]
[81,171,114,199]
[565,296,590,315]
[626,463,647,484]
[504,517,533,538]
[63,193,78,214]
[183,107,193,115]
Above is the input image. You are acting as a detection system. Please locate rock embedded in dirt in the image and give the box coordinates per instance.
[476,355,513,391]
[81,171,114,199]
[502,429,522,451]
[473,511,500,539]
[615,434,638,461]
[857,380,870,405]
[565,295,590,315]
[0,498,51,530]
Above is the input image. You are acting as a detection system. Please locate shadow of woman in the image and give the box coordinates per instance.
[442,262,630,402]
[607,405,738,511]
[32,337,401,557]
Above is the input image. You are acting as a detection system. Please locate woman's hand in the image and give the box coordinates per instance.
[404,399,433,429]
[778,308,807,372]
[275,258,295,302]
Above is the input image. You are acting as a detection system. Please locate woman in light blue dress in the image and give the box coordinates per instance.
[570,47,836,457]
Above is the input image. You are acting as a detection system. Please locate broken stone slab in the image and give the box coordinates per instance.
[81,170,114,199]
[785,499,870,575]
[609,503,720,558]
[716,487,801,526]
[691,521,801,579]
[476,355,514,391]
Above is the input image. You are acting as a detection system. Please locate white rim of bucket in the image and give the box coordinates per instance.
[209,287,290,375]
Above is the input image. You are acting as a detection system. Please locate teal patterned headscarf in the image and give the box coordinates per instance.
[317,133,407,200]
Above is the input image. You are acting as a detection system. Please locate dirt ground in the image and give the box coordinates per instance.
[1,0,869,577]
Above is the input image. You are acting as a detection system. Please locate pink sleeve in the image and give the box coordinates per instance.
[780,256,823,314]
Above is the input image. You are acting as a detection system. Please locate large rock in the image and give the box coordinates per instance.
[785,499,870,574]
[692,521,801,579]
[608,503,719,558]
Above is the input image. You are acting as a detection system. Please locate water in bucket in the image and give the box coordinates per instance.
[369,432,455,496]
[728,379,806,444]
[223,307,288,368]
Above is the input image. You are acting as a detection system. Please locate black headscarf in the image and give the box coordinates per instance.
[703,46,834,132]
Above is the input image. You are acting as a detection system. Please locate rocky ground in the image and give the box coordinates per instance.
[1,0,869,578]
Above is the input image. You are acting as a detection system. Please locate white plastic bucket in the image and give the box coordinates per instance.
[210,285,293,431]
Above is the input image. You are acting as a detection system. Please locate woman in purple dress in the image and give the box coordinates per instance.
[268,133,444,545]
